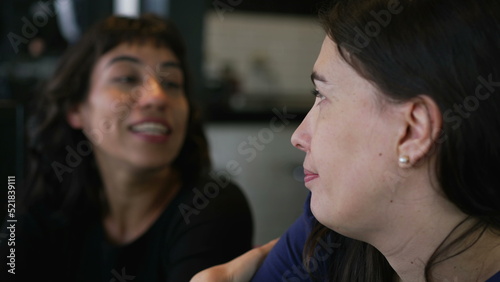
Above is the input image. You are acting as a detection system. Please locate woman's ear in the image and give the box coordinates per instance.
[66,105,84,129]
[396,95,442,166]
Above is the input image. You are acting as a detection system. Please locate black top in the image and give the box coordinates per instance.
[0,179,253,282]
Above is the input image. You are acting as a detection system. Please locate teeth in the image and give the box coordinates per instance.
[130,122,169,135]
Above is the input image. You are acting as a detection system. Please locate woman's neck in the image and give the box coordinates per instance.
[353,166,500,281]
[381,216,500,282]
[97,158,182,245]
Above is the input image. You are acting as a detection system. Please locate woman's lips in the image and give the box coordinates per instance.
[304,169,319,183]
[131,131,170,143]
[128,119,172,143]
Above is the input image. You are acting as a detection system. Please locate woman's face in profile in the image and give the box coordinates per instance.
[291,36,405,237]
[67,42,189,171]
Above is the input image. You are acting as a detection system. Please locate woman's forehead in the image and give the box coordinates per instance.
[95,42,181,72]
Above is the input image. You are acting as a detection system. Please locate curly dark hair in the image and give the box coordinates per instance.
[23,14,211,220]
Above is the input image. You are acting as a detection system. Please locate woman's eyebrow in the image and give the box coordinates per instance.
[311,71,328,85]
[159,61,181,69]
[105,56,181,70]
[106,55,141,67]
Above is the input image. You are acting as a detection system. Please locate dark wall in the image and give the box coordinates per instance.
[208,0,327,16]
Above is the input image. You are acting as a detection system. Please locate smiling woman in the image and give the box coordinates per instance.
[67,43,189,171]
[0,14,253,282]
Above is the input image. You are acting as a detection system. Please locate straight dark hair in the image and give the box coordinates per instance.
[23,14,211,222]
[304,0,500,281]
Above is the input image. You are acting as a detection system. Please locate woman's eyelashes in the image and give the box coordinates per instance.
[311,89,326,103]
[113,75,140,85]
[112,74,182,92]
[159,78,182,90]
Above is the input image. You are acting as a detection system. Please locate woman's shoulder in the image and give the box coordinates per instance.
[154,174,254,277]
[177,173,251,222]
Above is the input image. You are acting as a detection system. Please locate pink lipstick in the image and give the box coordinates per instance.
[304,169,319,183]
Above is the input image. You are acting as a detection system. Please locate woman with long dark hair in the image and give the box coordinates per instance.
[0,14,253,282]
[192,0,500,281]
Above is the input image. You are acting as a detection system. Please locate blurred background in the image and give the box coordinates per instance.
[0,0,326,245]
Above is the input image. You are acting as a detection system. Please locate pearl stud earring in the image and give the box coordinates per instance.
[399,156,410,164]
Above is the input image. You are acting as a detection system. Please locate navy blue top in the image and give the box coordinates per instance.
[488,272,500,282]
[252,193,500,282]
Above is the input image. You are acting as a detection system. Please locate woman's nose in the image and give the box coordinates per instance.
[136,76,168,111]
[291,110,313,152]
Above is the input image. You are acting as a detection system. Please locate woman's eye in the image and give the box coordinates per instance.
[160,80,181,90]
[311,89,326,101]
[114,76,139,84]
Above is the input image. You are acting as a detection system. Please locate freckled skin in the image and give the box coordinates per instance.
[68,43,189,171]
